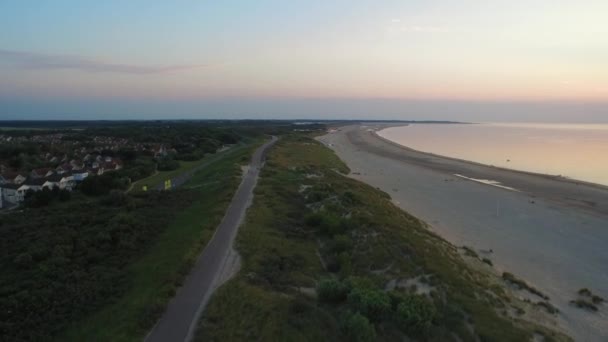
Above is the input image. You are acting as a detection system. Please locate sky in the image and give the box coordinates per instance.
[1,0,607,122]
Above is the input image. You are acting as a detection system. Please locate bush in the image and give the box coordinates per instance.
[317,278,349,303]
[394,294,436,333]
[157,157,179,171]
[570,299,598,311]
[348,286,391,321]
[81,173,130,196]
[340,311,376,342]
[331,234,353,254]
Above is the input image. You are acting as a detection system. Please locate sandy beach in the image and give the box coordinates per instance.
[318,124,608,341]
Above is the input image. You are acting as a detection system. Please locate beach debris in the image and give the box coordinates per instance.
[453,174,520,192]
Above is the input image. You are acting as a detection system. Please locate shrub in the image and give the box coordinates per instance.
[570,299,598,311]
[578,288,592,297]
[340,311,376,342]
[502,272,549,300]
[394,294,436,334]
[157,157,179,171]
[535,301,559,315]
[348,286,391,321]
[304,213,323,227]
[317,278,350,303]
[331,234,353,254]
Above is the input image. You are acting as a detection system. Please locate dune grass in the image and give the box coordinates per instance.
[56,142,260,341]
[196,134,569,342]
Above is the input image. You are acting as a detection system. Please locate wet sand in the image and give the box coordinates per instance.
[318,124,608,341]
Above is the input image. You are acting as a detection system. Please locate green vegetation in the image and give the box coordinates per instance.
[131,144,246,192]
[197,135,567,341]
[577,288,604,304]
[57,143,259,341]
[535,301,559,315]
[572,288,604,312]
[570,299,598,312]
[0,139,260,341]
[0,191,193,341]
[462,246,479,258]
[502,272,549,300]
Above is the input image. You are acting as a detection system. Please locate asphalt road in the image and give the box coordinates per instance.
[145,136,278,342]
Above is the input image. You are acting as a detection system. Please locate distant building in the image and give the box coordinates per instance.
[0,183,23,206]
[0,172,27,185]
[30,168,54,178]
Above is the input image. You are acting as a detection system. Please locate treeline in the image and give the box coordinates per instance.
[0,190,196,341]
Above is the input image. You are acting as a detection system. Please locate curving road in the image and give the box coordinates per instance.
[145,136,278,342]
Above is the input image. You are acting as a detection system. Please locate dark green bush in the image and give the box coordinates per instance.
[340,311,376,342]
[348,286,391,321]
[394,294,436,333]
[317,278,350,303]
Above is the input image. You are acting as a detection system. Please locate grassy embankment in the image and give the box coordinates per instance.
[196,135,568,342]
[55,141,260,341]
[129,145,242,192]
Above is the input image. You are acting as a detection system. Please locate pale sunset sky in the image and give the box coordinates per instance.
[1,1,607,121]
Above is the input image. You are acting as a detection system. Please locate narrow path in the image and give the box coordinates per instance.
[145,136,277,342]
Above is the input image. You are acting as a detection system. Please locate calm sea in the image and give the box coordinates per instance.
[378,123,608,186]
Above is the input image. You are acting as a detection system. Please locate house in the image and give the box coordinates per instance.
[42,174,63,190]
[103,161,122,172]
[59,173,75,190]
[22,178,46,192]
[0,172,27,185]
[154,145,168,158]
[89,166,103,176]
[72,170,89,181]
[31,168,54,178]
[0,183,23,206]
[56,163,73,174]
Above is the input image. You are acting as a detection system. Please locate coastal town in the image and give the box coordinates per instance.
[0,128,202,209]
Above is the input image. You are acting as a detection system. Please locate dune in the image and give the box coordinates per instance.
[318,124,608,341]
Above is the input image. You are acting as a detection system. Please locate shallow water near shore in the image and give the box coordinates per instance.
[379,122,608,186]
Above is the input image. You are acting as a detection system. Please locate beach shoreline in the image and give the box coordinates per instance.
[374,126,608,192]
[318,124,608,341]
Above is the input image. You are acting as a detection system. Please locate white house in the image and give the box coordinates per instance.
[0,173,27,185]
[72,171,89,181]
[22,178,45,192]
[0,183,23,206]
[60,174,75,190]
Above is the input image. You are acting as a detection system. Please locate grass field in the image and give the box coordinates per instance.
[196,134,569,342]
[56,141,262,341]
